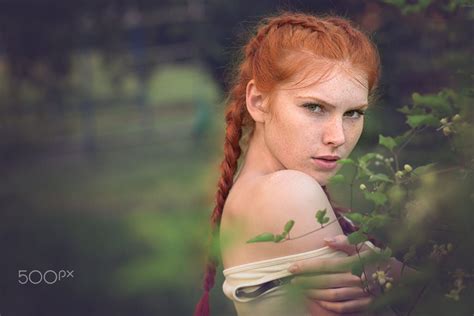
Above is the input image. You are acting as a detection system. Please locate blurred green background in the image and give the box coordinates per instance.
[0,1,472,315]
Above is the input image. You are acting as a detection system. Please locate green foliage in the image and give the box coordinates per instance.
[246,219,296,244]
[329,174,345,184]
[284,220,295,234]
[368,173,393,183]
[247,232,276,243]
[337,158,357,166]
[406,114,439,128]
[379,135,398,151]
[315,209,330,226]
[348,231,368,245]
[363,191,388,206]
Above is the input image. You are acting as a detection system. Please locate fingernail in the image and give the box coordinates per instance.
[324,237,335,243]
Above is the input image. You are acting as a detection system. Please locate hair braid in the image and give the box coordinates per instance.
[245,14,331,58]
[194,76,247,316]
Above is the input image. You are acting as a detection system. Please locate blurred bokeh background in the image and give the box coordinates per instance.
[0,1,472,315]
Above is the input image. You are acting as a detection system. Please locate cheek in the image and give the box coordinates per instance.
[267,115,311,158]
[344,121,364,145]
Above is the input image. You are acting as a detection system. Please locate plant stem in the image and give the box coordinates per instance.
[349,165,359,211]
[281,219,338,241]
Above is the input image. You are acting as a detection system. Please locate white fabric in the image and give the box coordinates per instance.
[223,241,380,315]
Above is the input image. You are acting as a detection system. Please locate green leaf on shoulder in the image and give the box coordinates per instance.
[315,209,329,225]
[284,220,295,234]
[274,234,286,243]
[246,232,275,243]
[379,135,397,151]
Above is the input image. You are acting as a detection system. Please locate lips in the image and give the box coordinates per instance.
[311,155,341,170]
[314,155,341,161]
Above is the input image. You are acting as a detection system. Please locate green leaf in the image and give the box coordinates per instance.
[363,191,388,206]
[412,163,437,176]
[406,114,439,128]
[412,91,451,115]
[316,209,327,219]
[347,231,367,245]
[274,234,286,243]
[379,247,393,260]
[351,260,364,277]
[284,220,295,234]
[359,153,377,164]
[246,232,275,243]
[329,174,345,184]
[397,105,412,114]
[315,209,329,225]
[379,135,397,151]
[366,215,390,231]
[337,158,356,166]
[344,213,365,225]
[368,173,394,183]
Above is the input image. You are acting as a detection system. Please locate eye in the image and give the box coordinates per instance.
[303,103,324,113]
[345,110,365,119]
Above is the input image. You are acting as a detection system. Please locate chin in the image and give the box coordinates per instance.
[308,172,329,186]
[311,170,338,187]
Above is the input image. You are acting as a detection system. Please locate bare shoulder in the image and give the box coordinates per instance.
[221,169,344,268]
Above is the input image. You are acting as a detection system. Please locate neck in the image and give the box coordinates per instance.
[237,124,285,179]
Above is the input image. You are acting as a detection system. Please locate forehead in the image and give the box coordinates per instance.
[275,63,369,108]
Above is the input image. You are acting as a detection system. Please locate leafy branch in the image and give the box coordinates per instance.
[246,208,335,243]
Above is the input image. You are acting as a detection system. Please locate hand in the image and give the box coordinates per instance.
[287,235,377,314]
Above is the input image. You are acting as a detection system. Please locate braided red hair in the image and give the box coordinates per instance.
[194,12,380,315]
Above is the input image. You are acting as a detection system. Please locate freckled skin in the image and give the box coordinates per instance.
[252,66,369,185]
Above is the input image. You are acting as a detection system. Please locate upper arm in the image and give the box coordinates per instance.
[235,170,344,262]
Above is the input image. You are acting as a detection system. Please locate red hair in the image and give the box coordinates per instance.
[194,12,381,315]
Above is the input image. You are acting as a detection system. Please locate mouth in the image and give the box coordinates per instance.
[311,156,341,170]
[313,155,341,161]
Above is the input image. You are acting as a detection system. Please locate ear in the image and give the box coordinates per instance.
[245,80,268,123]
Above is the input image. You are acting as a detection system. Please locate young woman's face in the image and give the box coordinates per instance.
[262,66,369,185]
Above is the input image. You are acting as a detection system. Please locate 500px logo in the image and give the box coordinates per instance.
[18,269,74,285]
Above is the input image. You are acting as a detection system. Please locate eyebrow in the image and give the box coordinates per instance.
[296,96,369,110]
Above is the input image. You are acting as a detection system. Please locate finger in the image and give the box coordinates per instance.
[326,235,382,256]
[304,286,370,301]
[288,250,374,275]
[292,272,363,289]
[318,296,374,313]
[324,234,358,255]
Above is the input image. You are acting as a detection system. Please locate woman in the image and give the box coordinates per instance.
[195,12,405,315]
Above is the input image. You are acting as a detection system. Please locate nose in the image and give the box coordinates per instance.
[322,117,346,147]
